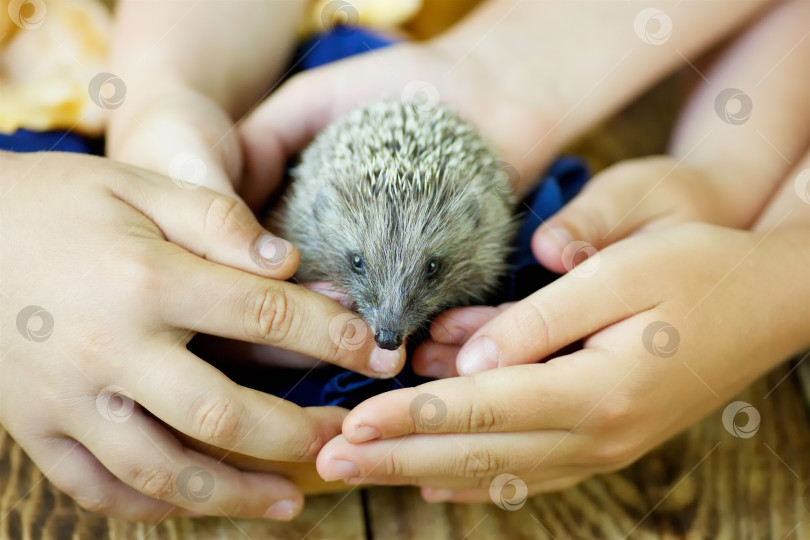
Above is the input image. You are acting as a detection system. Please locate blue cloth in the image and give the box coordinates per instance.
[0,26,589,409]
[0,128,101,155]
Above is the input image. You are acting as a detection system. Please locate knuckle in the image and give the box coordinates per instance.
[568,205,609,241]
[464,400,499,433]
[456,445,501,478]
[193,395,246,446]
[244,287,293,343]
[73,489,113,515]
[286,431,325,462]
[203,195,244,238]
[594,396,634,432]
[384,451,405,477]
[131,466,175,500]
[517,298,552,351]
[118,250,161,301]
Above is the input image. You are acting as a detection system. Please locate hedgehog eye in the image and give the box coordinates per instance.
[350,253,366,274]
[425,257,439,279]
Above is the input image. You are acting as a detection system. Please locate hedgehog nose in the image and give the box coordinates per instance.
[374,329,402,350]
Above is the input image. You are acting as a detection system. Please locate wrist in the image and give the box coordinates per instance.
[106,84,241,195]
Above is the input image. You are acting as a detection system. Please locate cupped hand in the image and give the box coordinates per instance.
[314,223,810,502]
[238,39,558,208]
[0,151,403,521]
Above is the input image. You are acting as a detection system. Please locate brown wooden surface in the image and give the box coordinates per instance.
[3,74,810,539]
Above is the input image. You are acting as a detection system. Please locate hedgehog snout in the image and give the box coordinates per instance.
[374,328,403,350]
[361,300,407,350]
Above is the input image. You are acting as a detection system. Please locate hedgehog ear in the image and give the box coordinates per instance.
[313,187,331,223]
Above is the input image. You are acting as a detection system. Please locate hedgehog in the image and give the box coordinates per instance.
[278,99,517,351]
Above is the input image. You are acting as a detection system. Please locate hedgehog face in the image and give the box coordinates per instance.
[281,100,516,352]
[311,182,501,351]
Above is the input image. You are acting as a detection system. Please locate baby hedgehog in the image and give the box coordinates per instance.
[279,99,516,351]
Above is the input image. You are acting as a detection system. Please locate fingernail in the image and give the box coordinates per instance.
[264,499,298,520]
[544,226,573,248]
[425,488,454,502]
[256,232,294,264]
[456,336,498,375]
[370,347,400,376]
[421,360,448,378]
[349,425,381,443]
[324,459,360,480]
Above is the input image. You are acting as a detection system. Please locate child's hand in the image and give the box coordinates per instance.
[532,155,725,273]
[0,151,402,521]
[236,39,555,208]
[313,223,810,500]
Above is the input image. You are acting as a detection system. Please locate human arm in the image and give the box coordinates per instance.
[532,0,810,272]
[105,0,305,195]
[239,0,774,207]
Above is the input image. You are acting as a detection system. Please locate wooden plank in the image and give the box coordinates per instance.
[0,427,365,540]
[365,365,810,539]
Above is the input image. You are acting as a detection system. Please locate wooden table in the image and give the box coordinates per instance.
[2,75,809,539]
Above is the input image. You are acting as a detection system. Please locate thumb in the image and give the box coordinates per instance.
[106,158,301,281]
[532,156,679,273]
[238,43,426,209]
[238,71,340,211]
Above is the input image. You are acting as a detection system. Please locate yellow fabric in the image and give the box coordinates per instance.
[301,0,480,39]
[0,0,480,134]
[0,0,110,135]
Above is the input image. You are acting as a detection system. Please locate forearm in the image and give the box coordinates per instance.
[433,0,773,152]
[108,0,304,118]
[670,0,810,228]
[106,0,305,190]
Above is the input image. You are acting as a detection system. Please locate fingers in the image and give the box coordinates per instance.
[412,305,508,378]
[23,436,189,521]
[108,164,300,280]
[429,306,508,345]
[452,253,651,375]
[317,430,586,482]
[343,350,621,440]
[158,250,405,377]
[124,343,348,460]
[72,409,304,520]
[412,342,461,378]
[304,281,353,309]
[532,156,684,273]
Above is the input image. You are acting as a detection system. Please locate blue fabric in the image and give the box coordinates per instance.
[0,128,101,154]
[1,26,589,409]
